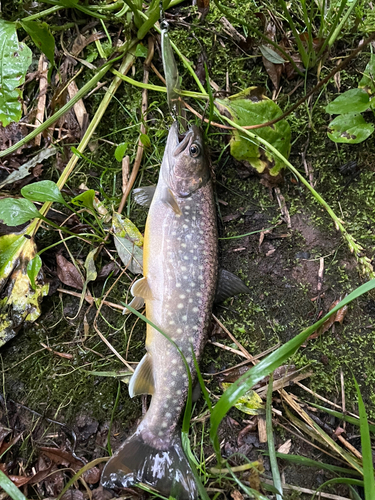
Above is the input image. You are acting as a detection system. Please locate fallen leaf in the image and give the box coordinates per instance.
[277,438,292,454]
[112,213,143,274]
[216,87,291,184]
[221,383,265,415]
[56,254,84,290]
[0,231,49,344]
[309,299,348,340]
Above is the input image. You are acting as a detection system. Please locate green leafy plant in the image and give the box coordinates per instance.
[215,0,361,71]
[326,55,375,144]
[0,20,32,126]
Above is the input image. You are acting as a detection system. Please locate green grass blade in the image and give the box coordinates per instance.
[308,403,375,434]
[354,376,375,497]
[271,453,362,476]
[266,374,282,500]
[312,478,364,500]
[209,279,375,455]
[0,471,28,500]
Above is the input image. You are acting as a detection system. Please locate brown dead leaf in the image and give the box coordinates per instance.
[56,255,84,290]
[61,490,84,500]
[231,490,244,500]
[39,447,83,468]
[8,474,31,487]
[277,438,292,454]
[308,299,348,340]
[0,122,28,152]
[82,466,101,484]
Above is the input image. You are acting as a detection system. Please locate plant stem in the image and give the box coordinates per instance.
[29,49,136,238]
[218,113,374,278]
[21,4,64,21]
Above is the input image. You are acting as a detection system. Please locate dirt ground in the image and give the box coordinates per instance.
[1,1,375,499]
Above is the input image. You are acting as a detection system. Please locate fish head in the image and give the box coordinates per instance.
[162,122,210,197]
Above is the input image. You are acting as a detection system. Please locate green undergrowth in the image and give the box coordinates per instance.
[1,2,375,496]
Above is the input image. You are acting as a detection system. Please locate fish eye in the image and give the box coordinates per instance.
[189,143,201,158]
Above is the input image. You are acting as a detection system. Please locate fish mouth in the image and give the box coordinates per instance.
[168,122,194,157]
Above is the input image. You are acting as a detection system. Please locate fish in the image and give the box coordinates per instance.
[101,122,249,500]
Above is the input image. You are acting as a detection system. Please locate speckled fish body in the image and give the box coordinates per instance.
[101,123,218,500]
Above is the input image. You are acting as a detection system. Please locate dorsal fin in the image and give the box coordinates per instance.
[161,187,182,215]
[131,276,153,299]
[215,269,250,303]
[129,353,154,397]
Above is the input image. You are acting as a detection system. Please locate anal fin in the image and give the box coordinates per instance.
[161,187,182,215]
[131,276,153,299]
[129,353,154,397]
[215,269,250,303]
[132,186,156,207]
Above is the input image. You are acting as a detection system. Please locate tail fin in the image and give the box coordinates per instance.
[101,430,198,500]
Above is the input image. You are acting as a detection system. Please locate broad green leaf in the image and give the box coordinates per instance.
[325,88,370,114]
[112,213,143,274]
[221,383,264,415]
[0,198,42,226]
[21,20,55,66]
[259,45,286,64]
[0,232,49,346]
[327,113,374,144]
[27,254,42,290]
[115,142,128,162]
[0,470,28,500]
[84,248,97,283]
[140,133,151,148]
[216,87,291,177]
[354,377,375,498]
[209,279,375,455]
[134,43,148,58]
[112,213,144,247]
[0,20,32,126]
[71,189,96,211]
[358,54,375,95]
[21,180,65,204]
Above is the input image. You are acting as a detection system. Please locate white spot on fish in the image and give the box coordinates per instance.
[189,337,194,343]
[198,275,203,280]
[172,371,177,376]
[192,325,198,330]
[177,328,182,333]
[161,422,168,428]
[176,282,181,287]
[188,298,193,303]
[184,256,189,260]
[173,399,178,404]
[186,356,192,363]
[181,266,187,271]
[172,359,177,364]
[196,292,202,297]
[185,206,190,210]
[179,294,186,299]
[158,431,164,436]
[199,265,204,270]
[166,412,172,418]
[182,315,187,321]
[176,390,182,395]
[183,224,188,229]
[172,231,176,235]
[171,381,176,387]
[181,243,186,248]
[177,303,184,309]
[169,320,175,325]
[192,216,196,221]
[191,282,196,287]
[193,307,199,312]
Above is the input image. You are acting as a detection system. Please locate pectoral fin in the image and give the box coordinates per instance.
[133,186,156,207]
[129,353,154,396]
[131,276,153,299]
[215,269,250,303]
[161,187,182,215]
[123,296,145,315]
